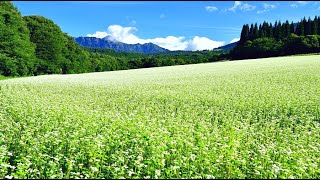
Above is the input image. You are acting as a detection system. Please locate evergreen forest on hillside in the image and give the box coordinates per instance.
[231,17,320,59]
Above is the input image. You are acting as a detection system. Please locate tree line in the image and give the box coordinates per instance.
[231,16,320,60]
[239,16,320,43]
[86,47,225,71]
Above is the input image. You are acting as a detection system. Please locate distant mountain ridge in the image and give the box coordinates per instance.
[214,41,238,51]
[74,36,170,54]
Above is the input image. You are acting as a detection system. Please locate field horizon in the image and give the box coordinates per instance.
[1,53,318,80]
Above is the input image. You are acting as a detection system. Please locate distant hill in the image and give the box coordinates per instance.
[74,36,170,54]
[214,41,238,51]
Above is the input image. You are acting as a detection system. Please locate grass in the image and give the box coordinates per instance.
[0,55,319,179]
[0,75,10,81]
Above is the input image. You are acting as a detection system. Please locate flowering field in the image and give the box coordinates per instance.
[0,55,319,179]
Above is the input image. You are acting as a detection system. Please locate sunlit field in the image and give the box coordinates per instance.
[0,55,319,179]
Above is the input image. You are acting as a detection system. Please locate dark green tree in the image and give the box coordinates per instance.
[240,24,249,44]
[300,22,305,36]
[318,16,320,35]
[261,21,268,38]
[302,17,307,36]
[284,20,290,38]
[273,21,278,39]
[253,23,259,39]
[277,21,283,40]
[267,23,273,38]
[295,22,301,35]
[313,16,318,35]
[258,24,262,38]
[290,21,295,34]
[249,24,254,40]
[306,17,312,35]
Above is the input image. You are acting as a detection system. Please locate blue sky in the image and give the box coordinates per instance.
[12,1,320,51]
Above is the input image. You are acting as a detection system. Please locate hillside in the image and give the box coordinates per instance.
[1,55,319,178]
[74,36,170,54]
[213,41,238,51]
[0,1,37,76]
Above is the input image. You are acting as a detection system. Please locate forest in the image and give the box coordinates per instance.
[230,16,320,59]
[1,1,320,77]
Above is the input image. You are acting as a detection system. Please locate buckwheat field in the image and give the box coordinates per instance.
[0,55,319,179]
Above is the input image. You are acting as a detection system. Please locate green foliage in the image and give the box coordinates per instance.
[240,24,249,44]
[23,16,97,75]
[240,16,320,43]
[84,47,223,72]
[1,55,319,178]
[231,38,283,59]
[142,57,161,68]
[231,34,320,60]
[24,16,67,74]
[0,1,37,76]
[235,16,320,60]
[62,34,91,74]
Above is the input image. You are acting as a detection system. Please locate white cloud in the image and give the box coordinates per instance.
[240,3,256,11]
[228,1,242,12]
[264,3,276,9]
[106,25,141,44]
[290,1,309,8]
[149,36,188,51]
[87,31,109,38]
[227,1,256,12]
[257,3,277,14]
[87,25,225,51]
[205,6,218,12]
[228,1,240,11]
[230,38,240,43]
[186,36,225,51]
[290,4,298,8]
[297,1,309,5]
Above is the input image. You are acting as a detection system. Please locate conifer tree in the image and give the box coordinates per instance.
[313,16,318,35]
[253,23,259,39]
[302,17,307,36]
[240,24,249,43]
[306,17,312,35]
[261,21,268,38]
[268,23,273,38]
[277,21,283,39]
[318,16,320,35]
[300,21,305,36]
[249,24,254,40]
[290,21,295,34]
[258,24,262,38]
[273,21,278,39]
[285,20,290,38]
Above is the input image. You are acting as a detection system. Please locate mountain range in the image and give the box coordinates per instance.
[74,36,239,54]
[74,36,170,54]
